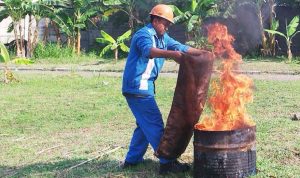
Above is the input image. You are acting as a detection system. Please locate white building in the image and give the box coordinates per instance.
[0,0,50,45]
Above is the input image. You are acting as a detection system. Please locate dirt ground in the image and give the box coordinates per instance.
[8,69,300,81]
[1,61,300,81]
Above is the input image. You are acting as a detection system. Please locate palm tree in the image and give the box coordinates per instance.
[96,29,131,61]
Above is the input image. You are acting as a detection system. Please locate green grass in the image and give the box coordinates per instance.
[0,74,299,177]
[32,53,102,65]
[240,60,300,73]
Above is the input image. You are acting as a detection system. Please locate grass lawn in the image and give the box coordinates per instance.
[0,73,299,177]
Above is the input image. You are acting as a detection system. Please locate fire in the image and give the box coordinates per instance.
[195,23,255,131]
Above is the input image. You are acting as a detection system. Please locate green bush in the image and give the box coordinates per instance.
[33,43,74,59]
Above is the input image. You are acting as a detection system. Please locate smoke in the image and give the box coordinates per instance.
[203,0,273,55]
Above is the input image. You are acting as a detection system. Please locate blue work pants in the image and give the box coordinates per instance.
[124,95,171,164]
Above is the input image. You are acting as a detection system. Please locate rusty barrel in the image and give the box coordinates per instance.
[194,126,256,178]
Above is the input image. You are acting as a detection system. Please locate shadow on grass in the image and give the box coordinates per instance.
[0,158,193,178]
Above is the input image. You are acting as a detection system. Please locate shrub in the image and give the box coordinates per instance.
[33,43,74,59]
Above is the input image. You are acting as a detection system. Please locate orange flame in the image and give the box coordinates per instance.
[195,23,255,131]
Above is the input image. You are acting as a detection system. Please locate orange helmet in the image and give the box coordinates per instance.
[149,4,174,24]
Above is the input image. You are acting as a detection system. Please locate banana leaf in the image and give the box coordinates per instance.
[0,43,10,63]
[100,30,116,44]
[117,30,131,43]
[119,42,129,52]
[99,44,112,57]
[287,16,299,37]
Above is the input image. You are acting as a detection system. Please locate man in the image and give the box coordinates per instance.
[122,4,206,174]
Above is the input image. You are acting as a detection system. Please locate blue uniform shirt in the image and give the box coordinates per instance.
[122,23,189,96]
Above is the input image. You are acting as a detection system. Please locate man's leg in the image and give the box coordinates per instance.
[125,95,171,164]
[125,123,149,164]
[125,96,189,174]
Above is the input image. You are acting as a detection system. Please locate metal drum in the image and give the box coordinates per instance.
[194,126,256,178]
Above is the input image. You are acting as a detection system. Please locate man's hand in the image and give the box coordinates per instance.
[186,47,207,56]
[172,51,183,64]
[186,47,214,61]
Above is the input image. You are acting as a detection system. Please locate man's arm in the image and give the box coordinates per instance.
[150,46,213,64]
[150,47,183,63]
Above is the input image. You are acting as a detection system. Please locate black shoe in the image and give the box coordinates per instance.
[159,160,190,175]
[120,161,138,169]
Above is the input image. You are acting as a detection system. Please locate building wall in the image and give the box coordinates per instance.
[0,17,15,44]
[0,16,55,45]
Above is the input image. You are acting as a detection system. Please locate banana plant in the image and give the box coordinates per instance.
[170,0,218,40]
[0,43,33,83]
[52,0,104,55]
[256,0,275,57]
[265,16,300,62]
[103,0,144,31]
[52,0,121,56]
[21,0,62,57]
[96,29,131,61]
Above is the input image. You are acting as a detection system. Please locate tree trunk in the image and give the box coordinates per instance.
[19,20,25,57]
[269,0,276,56]
[287,41,292,62]
[270,33,276,56]
[72,37,76,54]
[67,37,71,48]
[13,22,21,57]
[27,14,32,58]
[43,18,49,44]
[259,10,268,56]
[114,48,118,62]
[128,11,134,31]
[31,18,40,56]
[187,32,192,41]
[52,21,61,46]
[76,28,81,56]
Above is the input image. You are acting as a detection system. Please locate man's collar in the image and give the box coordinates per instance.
[146,23,158,37]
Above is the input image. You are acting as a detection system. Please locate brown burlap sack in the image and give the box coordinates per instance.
[155,51,214,159]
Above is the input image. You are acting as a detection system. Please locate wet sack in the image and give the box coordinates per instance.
[155,51,214,159]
